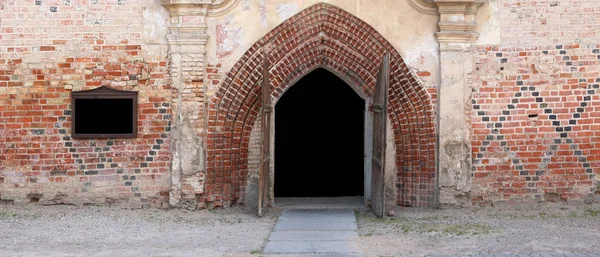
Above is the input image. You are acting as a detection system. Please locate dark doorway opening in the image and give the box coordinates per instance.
[275,68,365,197]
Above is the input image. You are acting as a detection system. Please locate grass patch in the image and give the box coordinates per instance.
[0,209,42,220]
[356,211,496,237]
[583,209,600,217]
[355,211,408,223]
[563,209,600,218]
[390,223,494,236]
[441,224,494,236]
[417,215,451,221]
[494,211,565,220]
[519,212,561,219]
[0,210,19,219]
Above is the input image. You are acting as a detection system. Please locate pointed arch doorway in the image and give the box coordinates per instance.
[258,55,390,217]
[205,3,437,216]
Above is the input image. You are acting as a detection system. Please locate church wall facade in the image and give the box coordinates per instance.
[0,0,598,209]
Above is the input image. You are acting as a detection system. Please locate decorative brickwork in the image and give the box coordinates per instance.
[205,3,437,208]
[0,0,172,207]
[0,53,172,207]
[471,44,600,205]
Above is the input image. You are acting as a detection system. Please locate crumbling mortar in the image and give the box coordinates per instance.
[168,45,207,208]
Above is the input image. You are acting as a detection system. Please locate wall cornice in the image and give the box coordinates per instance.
[434,0,486,45]
[207,0,241,17]
[406,0,438,15]
[406,0,486,44]
[161,0,240,17]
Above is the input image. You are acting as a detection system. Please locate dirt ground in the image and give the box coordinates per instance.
[1,204,599,257]
[0,205,279,257]
[356,205,600,256]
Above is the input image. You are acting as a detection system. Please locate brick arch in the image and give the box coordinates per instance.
[206,3,436,208]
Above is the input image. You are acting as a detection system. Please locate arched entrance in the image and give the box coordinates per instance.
[275,68,365,198]
[205,3,437,211]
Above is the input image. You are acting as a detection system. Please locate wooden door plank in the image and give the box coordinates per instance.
[371,53,390,218]
[258,51,272,216]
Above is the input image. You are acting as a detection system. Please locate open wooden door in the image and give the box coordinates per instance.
[258,52,272,216]
[371,53,390,218]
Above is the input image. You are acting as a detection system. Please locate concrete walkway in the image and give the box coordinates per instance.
[263,209,362,255]
[274,197,364,209]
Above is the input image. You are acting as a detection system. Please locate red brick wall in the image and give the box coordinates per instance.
[471,0,600,205]
[499,0,599,46]
[0,0,172,207]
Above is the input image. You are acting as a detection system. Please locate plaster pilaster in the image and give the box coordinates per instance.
[161,0,238,209]
[434,0,484,207]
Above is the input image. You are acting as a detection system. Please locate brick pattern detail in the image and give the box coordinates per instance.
[0,0,172,207]
[500,0,600,46]
[205,3,436,208]
[0,54,172,206]
[471,44,600,205]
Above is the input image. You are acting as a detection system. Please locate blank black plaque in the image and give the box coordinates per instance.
[71,86,138,138]
[74,98,134,134]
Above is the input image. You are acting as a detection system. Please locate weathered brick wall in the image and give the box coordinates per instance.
[499,0,599,46]
[9,0,597,210]
[0,0,172,207]
[245,119,262,203]
[471,0,600,205]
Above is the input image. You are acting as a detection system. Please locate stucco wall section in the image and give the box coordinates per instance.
[205,0,440,94]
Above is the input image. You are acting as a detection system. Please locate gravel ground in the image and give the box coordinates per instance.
[356,205,600,257]
[0,205,279,257]
[1,204,599,257]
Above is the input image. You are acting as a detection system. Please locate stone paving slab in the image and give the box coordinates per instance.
[276,210,356,223]
[274,222,358,231]
[277,216,357,223]
[263,241,360,254]
[268,231,359,241]
[274,197,364,209]
[264,209,361,255]
[277,209,356,218]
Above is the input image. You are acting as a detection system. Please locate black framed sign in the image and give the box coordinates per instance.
[71,86,138,138]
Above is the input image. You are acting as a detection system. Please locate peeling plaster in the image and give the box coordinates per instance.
[206,0,442,88]
[142,0,169,44]
[276,3,297,21]
[259,0,267,27]
[216,19,243,59]
[438,50,475,207]
[476,0,501,45]
[384,117,397,212]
